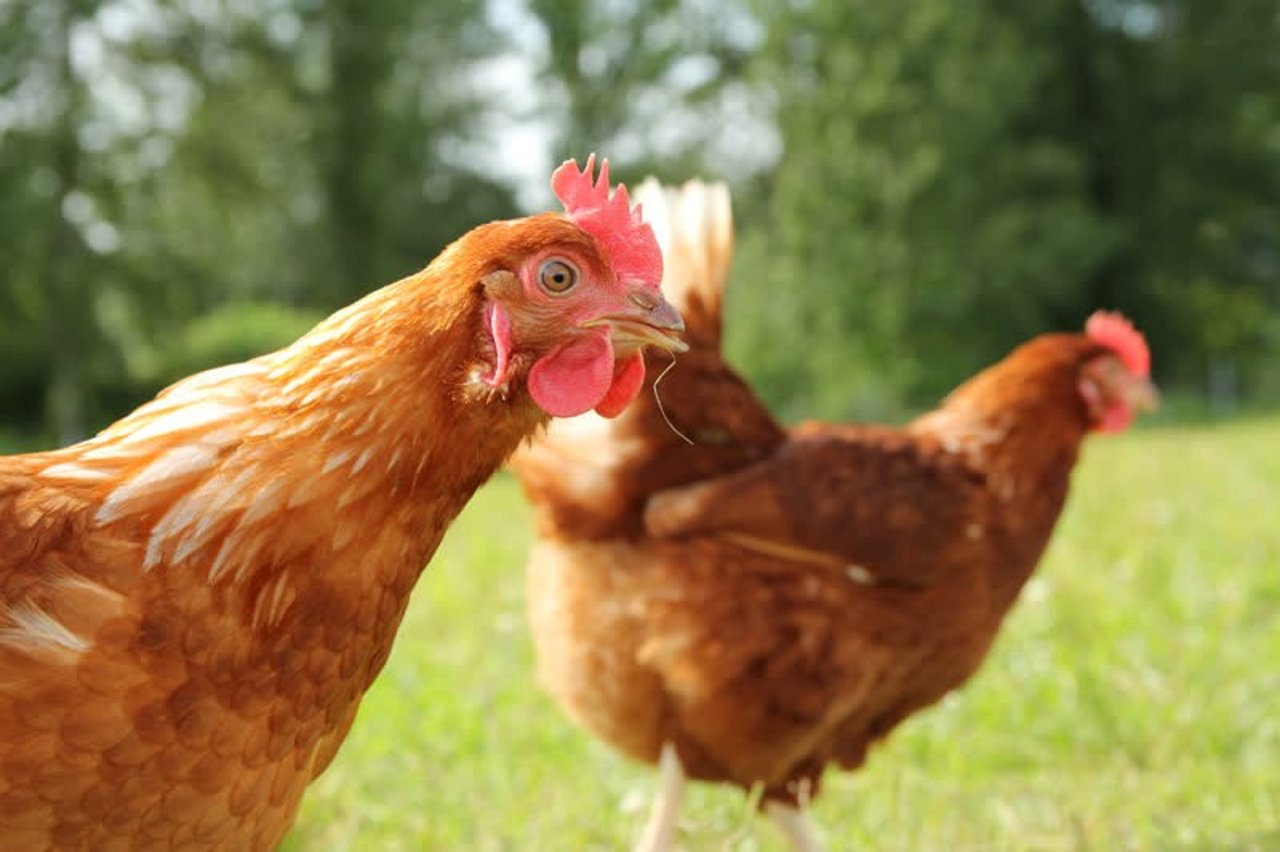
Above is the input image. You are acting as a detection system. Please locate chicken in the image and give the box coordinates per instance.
[0,156,685,850]
[510,179,1158,851]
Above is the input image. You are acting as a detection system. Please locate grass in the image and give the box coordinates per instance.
[282,417,1280,851]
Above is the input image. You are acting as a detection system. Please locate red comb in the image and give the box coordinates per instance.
[1085,310,1150,377]
[551,155,663,292]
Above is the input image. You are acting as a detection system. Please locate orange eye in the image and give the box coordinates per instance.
[538,258,578,294]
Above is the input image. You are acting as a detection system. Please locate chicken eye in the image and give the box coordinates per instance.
[538,258,579,294]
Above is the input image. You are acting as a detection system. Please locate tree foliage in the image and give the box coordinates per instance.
[729,0,1280,418]
[0,0,518,441]
[0,0,1276,442]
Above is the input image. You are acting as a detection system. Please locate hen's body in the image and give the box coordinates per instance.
[0,285,540,849]
[512,180,1154,846]
[0,160,685,849]
[521,352,1083,802]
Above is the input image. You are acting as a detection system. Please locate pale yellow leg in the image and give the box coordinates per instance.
[634,742,684,852]
[764,799,826,852]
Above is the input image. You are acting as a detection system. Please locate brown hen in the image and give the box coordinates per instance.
[0,157,685,850]
[510,179,1157,850]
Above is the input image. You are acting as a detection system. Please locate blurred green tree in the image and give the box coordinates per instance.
[0,0,520,443]
[527,0,763,180]
[0,0,1276,444]
[733,0,1279,419]
[1083,0,1280,407]
[0,0,125,443]
[316,0,519,303]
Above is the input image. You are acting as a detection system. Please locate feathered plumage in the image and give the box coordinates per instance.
[0,158,685,848]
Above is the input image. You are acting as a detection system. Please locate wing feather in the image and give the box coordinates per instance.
[644,428,993,588]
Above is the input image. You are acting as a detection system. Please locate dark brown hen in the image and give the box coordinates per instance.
[511,178,1157,850]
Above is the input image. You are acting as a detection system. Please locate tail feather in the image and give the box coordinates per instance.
[633,178,733,350]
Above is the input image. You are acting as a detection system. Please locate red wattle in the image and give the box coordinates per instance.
[527,331,615,417]
[594,354,646,418]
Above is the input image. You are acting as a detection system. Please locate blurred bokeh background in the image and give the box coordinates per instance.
[1,0,1277,447]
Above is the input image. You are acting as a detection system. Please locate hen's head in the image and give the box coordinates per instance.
[1077,311,1158,432]
[461,156,686,419]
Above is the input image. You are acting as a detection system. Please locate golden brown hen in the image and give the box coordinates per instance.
[510,179,1158,850]
[0,157,685,850]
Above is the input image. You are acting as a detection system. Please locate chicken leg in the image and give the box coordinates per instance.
[765,800,826,852]
[635,742,685,852]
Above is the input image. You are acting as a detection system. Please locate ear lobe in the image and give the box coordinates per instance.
[482,303,514,387]
[528,330,615,417]
[1079,374,1132,433]
[1078,375,1102,414]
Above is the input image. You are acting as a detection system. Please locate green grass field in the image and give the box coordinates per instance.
[282,418,1280,851]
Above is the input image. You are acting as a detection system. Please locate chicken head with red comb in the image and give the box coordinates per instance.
[480,155,683,419]
[1079,310,1158,432]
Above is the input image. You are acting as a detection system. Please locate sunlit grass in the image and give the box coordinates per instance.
[285,418,1279,851]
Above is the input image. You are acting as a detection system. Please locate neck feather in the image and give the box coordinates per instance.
[909,360,1091,609]
[38,268,543,625]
